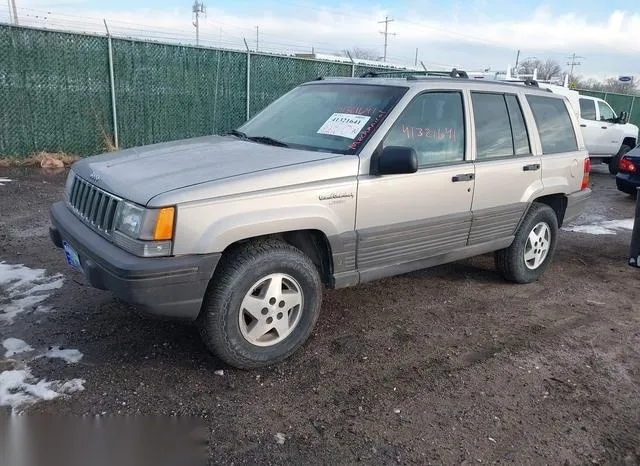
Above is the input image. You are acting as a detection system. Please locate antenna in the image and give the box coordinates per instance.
[192,1,206,46]
[378,16,396,63]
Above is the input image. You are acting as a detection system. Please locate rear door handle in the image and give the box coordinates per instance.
[523,163,540,171]
[580,124,587,127]
[452,173,474,182]
[601,126,608,129]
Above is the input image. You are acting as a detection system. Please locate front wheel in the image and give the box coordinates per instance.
[609,144,632,175]
[495,203,558,284]
[197,239,322,369]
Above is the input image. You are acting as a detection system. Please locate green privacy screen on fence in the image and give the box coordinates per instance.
[112,40,249,148]
[0,24,397,157]
[0,26,113,156]
[578,89,640,128]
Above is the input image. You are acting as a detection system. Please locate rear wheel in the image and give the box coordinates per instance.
[609,144,632,175]
[197,239,322,369]
[495,203,558,284]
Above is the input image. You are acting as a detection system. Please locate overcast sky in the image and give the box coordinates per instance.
[4,0,640,80]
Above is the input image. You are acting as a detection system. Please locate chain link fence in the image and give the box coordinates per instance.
[578,89,640,127]
[0,25,112,156]
[0,24,394,158]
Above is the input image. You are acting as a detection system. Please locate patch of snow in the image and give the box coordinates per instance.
[563,219,634,235]
[0,368,85,412]
[1,338,86,412]
[42,346,83,364]
[274,432,286,444]
[0,177,11,186]
[0,262,64,324]
[2,338,34,358]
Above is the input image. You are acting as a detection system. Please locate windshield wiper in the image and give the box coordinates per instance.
[225,129,248,139]
[246,136,289,147]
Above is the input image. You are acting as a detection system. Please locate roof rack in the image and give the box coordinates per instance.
[359,68,469,79]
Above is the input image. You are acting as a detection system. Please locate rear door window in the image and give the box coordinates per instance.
[526,95,579,154]
[579,98,597,120]
[472,93,530,160]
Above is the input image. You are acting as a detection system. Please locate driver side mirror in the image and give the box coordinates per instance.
[371,146,418,175]
[618,111,629,124]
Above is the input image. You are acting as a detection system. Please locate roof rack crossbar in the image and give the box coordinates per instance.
[360,68,470,79]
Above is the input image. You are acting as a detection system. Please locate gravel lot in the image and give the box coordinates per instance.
[1,165,639,465]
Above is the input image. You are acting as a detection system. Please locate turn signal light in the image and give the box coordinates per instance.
[619,157,637,174]
[153,207,175,240]
[581,157,590,190]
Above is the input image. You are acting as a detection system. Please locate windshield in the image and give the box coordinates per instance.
[238,83,407,154]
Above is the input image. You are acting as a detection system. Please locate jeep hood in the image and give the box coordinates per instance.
[72,135,342,205]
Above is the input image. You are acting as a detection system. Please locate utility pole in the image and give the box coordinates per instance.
[378,16,395,63]
[566,53,584,80]
[9,0,18,25]
[514,49,520,75]
[192,1,205,46]
[414,48,418,67]
[255,25,259,52]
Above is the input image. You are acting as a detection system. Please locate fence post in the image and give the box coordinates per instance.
[346,50,355,77]
[629,96,636,122]
[104,20,119,150]
[243,39,251,121]
[246,51,251,121]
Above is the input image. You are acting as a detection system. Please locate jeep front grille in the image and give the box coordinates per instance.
[68,175,120,233]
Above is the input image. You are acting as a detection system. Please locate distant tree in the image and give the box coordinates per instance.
[572,75,639,94]
[518,58,564,81]
[341,47,380,61]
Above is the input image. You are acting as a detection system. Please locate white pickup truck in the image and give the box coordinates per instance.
[537,83,638,174]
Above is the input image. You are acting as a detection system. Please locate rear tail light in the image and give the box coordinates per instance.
[619,156,637,174]
[581,157,590,190]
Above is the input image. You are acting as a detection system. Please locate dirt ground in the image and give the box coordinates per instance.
[1,165,639,465]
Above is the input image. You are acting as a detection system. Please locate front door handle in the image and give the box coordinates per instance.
[452,173,474,182]
[523,163,541,171]
[601,126,608,129]
[580,124,587,127]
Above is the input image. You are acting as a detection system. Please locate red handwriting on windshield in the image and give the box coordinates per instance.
[336,106,380,116]
[402,125,456,141]
[349,110,387,150]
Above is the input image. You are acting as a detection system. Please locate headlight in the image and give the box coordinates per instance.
[113,202,175,257]
[115,202,145,238]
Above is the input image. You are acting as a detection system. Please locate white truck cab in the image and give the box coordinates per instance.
[499,70,639,174]
[539,83,638,173]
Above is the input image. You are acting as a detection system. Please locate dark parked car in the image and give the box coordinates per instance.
[616,144,640,196]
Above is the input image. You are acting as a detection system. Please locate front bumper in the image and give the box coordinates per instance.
[563,188,592,225]
[50,201,220,320]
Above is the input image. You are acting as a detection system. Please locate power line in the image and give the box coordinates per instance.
[378,16,396,62]
[566,53,585,79]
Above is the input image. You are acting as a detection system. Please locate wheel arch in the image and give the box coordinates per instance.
[220,229,336,287]
[622,137,637,151]
[531,194,568,227]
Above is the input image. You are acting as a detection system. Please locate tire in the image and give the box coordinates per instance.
[495,203,558,284]
[609,144,632,175]
[197,239,322,369]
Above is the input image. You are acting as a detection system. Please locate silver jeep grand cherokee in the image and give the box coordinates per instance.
[50,72,591,369]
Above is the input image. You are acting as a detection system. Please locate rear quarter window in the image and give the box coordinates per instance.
[526,95,578,154]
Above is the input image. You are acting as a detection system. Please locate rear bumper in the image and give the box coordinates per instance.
[50,201,220,320]
[564,188,592,225]
[616,173,640,195]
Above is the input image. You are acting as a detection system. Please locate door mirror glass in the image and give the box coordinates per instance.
[373,146,418,175]
[618,111,629,124]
